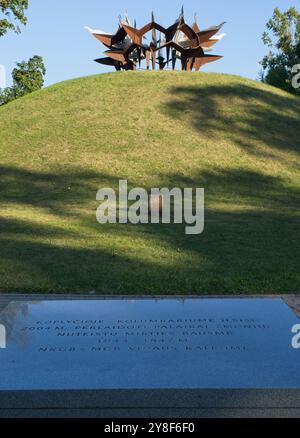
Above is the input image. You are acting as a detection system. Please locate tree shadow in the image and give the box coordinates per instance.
[0,163,299,293]
[162,83,300,164]
[0,166,120,217]
[153,82,300,292]
[1,77,300,295]
[163,167,299,211]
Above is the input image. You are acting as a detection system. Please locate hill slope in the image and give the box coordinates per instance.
[0,71,299,294]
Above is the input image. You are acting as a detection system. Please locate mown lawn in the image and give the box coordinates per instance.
[0,71,299,294]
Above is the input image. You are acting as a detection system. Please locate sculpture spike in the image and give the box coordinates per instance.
[180,6,185,20]
[172,49,177,70]
[158,32,162,56]
[152,12,157,47]
[88,10,225,72]
[151,48,157,70]
[166,45,171,63]
[193,12,200,33]
[146,50,151,70]
[124,10,131,26]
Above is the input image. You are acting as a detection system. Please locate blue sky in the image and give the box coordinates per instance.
[0,0,298,87]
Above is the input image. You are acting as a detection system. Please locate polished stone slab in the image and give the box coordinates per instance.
[0,298,299,390]
[0,298,299,416]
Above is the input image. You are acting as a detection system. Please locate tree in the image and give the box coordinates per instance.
[12,55,46,94]
[0,0,28,37]
[0,55,46,105]
[261,7,300,94]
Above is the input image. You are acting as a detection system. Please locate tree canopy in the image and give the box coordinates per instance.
[261,7,300,93]
[0,55,46,105]
[0,0,28,37]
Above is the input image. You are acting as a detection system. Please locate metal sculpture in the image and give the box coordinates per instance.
[85,9,226,71]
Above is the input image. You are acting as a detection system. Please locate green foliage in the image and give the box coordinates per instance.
[11,55,46,93]
[261,7,300,94]
[0,55,46,105]
[0,0,28,36]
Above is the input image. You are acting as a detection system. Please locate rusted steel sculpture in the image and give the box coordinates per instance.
[85,9,225,71]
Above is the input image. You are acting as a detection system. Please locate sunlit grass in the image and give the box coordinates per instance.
[0,71,299,294]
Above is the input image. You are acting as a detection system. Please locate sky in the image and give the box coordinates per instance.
[0,0,298,87]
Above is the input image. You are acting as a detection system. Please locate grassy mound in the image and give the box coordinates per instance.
[0,71,299,294]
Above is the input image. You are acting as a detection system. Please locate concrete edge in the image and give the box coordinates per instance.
[1,407,300,419]
[1,389,300,410]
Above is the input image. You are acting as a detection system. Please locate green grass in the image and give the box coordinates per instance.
[0,71,299,294]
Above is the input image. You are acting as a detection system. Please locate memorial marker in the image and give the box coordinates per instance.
[0,298,299,414]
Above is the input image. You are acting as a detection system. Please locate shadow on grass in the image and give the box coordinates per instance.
[0,164,299,294]
[0,166,119,216]
[0,82,299,294]
[162,83,300,163]
[163,168,299,211]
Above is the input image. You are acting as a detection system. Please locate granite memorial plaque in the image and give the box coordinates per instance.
[0,298,299,415]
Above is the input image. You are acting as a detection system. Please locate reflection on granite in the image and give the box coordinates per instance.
[0,298,299,391]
